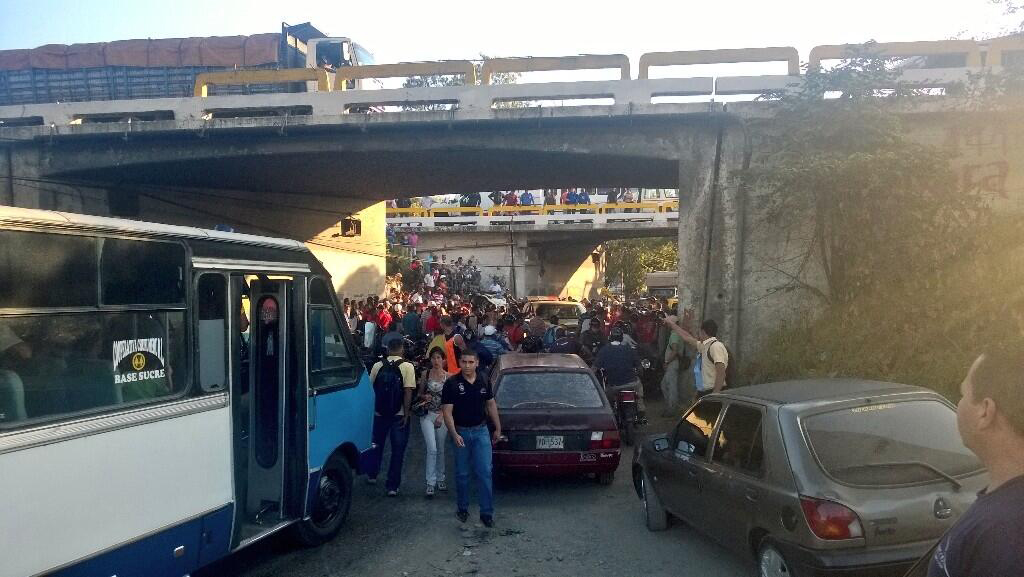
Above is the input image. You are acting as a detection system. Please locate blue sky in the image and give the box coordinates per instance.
[0,0,1016,75]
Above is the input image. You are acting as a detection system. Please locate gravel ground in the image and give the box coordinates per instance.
[196,400,753,577]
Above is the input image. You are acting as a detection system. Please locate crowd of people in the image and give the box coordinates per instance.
[388,188,651,212]
[339,284,735,526]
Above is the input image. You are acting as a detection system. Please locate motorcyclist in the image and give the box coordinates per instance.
[579,318,607,357]
[592,326,646,423]
[549,327,592,364]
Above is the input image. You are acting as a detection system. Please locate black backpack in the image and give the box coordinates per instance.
[373,358,408,417]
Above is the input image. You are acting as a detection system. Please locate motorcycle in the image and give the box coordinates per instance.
[598,368,644,446]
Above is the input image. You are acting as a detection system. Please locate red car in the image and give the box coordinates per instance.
[490,353,621,484]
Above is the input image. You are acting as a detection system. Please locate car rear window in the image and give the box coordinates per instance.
[533,304,580,319]
[803,400,983,486]
[496,371,603,409]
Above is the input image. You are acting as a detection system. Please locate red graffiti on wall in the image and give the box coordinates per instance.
[961,161,1010,198]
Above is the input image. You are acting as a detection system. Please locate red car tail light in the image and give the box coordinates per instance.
[617,390,637,402]
[590,430,620,450]
[799,496,864,540]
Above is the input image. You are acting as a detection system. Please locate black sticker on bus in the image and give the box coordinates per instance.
[112,338,166,384]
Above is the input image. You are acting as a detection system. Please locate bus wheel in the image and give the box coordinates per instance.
[294,458,353,546]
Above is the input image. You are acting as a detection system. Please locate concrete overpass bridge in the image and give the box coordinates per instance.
[2,38,1021,357]
[386,202,680,297]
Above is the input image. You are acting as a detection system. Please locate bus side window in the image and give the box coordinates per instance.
[197,274,227,393]
[308,277,358,390]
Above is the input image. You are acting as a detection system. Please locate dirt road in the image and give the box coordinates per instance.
[197,404,752,577]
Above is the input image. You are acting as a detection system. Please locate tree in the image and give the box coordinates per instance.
[402,54,522,111]
[603,238,678,297]
[741,48,989,306]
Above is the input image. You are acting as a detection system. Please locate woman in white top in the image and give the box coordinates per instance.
[415,347,450,498]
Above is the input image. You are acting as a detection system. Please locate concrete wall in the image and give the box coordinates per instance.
[309,201,387,300]
[414,230,605,300]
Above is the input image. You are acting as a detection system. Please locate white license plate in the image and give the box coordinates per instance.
[536,435,564,450]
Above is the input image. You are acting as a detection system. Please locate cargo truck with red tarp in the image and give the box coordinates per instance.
[0,22,374,106]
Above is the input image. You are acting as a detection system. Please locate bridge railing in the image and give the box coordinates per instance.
[0,38,1014,130]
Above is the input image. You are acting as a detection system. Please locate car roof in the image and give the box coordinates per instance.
[495,353,590,371]
[717,378,932,407]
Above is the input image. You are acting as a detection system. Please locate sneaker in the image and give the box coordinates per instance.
[425,485,435,499]
[387,489,399,497]
[365,477,377,485]
[480,515,494,528]
[437,480,448,492]
[456,510,469,523]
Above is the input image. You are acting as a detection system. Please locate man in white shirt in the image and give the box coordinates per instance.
[663,313,729,395]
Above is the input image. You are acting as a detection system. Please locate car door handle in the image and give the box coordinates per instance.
[744,489,759,502]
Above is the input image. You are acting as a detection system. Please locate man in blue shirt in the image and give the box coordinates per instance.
[927,348,1024,576]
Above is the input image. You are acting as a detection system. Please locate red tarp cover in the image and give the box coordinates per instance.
[178,37,205,67]
[65,43,106,68]
[245,34,280,66]
[29,44,68,69]
[0,49,30,70]
[199,36,246,67]
[0,34,282,71]
[148,38,184,67]
[104,39,150,66]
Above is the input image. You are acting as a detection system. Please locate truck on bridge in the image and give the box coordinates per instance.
[0,22,373,108]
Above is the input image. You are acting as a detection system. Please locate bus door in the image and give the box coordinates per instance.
[243,277,294,527]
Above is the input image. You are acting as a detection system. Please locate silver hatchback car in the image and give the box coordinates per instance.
[632,379,987,577]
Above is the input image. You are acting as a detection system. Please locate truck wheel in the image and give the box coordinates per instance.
[293,458,353,546]
[641,470,668,531]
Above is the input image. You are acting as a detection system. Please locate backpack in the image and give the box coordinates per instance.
[373,358,408,417]
[704,338,735,387]
[520,335,545,353]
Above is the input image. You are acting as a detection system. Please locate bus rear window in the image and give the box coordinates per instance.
[803,400,983,486]
[0,230,98,308]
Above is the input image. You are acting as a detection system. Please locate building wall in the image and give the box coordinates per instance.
[308,201,387,301]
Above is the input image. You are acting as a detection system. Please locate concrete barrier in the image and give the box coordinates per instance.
[639,47,800,79]
[808,40,983,70]
[194,68,331,97]
[480,54,631,85]
[334,60,477,88]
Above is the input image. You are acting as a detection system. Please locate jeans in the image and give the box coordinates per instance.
[659,360,680,412]
[366,414,411,492]
[454,424,494,516]
[419,411,448,486]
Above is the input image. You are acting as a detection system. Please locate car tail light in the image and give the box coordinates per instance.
[799,496,864,540]
[617,390,636,402]
[590,430,620,450]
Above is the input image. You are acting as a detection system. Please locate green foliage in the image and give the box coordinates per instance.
[744,50,989,306]
[603,238,678,297]
[744,217,1024,400]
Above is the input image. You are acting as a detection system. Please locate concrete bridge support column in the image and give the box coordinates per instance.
[677,119,747,358]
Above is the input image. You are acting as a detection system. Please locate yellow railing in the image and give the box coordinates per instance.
[599,202,665,213]
[659,201,679,212]
[808,40,983,70]
[487,206,545,215]
[428,206,484,217]
[386,207,428,217]
[194,68,331,97]
[539,204,601,214]
[639,47,800,79]
[480,54,631,85]
[335,60,477,89]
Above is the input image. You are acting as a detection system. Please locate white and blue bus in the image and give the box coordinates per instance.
[0,207,374,577]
